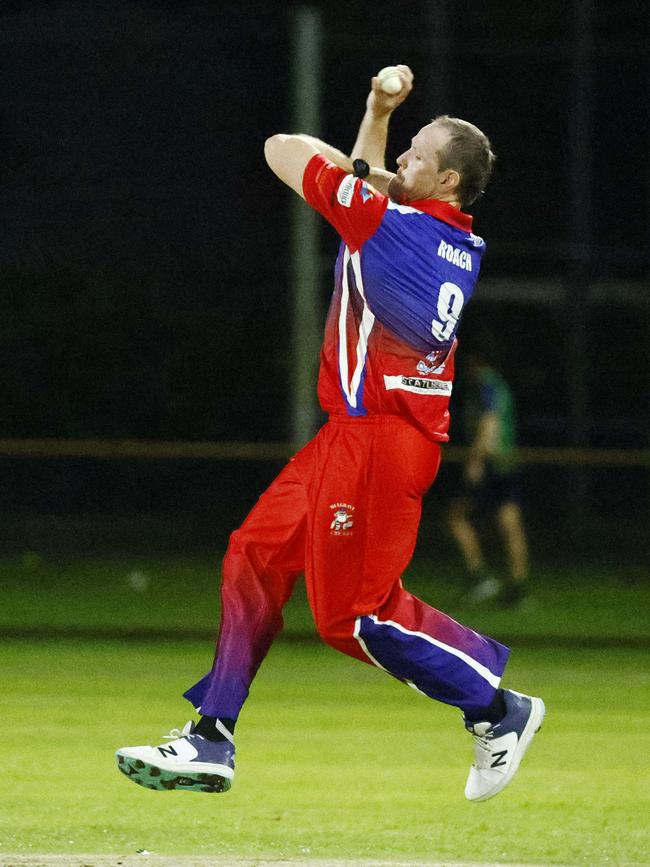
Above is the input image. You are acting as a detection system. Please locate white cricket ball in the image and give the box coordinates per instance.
[377,66,403,96]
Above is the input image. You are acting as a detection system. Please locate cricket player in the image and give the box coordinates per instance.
[116,66,545,802]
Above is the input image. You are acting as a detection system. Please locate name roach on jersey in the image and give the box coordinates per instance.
[437,240,472,271]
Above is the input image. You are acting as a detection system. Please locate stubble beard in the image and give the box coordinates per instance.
[388,174,406,204]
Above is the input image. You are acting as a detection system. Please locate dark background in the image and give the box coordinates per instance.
[0,0,648,560]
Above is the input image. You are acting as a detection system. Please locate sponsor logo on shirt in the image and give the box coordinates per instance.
[437,240,472,272]
[383,375,453,395]
[329,502,355,535]
[336,174,356,208]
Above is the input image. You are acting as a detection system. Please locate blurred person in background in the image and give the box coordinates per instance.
[448,342,530,607]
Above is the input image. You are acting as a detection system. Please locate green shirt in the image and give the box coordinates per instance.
[464,366,517,474]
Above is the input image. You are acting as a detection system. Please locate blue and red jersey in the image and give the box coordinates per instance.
[303,154,486,442]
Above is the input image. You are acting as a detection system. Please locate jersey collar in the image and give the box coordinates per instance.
[407,197,473,231]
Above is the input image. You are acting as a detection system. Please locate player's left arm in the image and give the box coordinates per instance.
[265,134,395,198]
[266,135,391,251]
[264,134,322,199]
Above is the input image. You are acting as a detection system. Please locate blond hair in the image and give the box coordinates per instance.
[433,116,495,208]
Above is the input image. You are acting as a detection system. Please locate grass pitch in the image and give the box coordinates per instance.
[2,634,649,865]
[2,553,649,643]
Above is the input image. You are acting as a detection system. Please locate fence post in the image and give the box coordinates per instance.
[289,6,323,448]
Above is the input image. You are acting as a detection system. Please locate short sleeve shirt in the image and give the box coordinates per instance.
[302,154,486,442]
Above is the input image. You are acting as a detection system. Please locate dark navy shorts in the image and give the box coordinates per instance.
[460,463,520,513]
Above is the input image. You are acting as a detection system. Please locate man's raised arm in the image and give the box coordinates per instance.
[351,64,413,170]
[265,65,414,200]
[264,134,323,199]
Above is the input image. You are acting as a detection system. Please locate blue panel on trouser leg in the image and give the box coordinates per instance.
[183,673,211,709]
[357,615,500,709]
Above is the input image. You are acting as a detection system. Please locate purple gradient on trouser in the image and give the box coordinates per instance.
[183,530,299,718]
[356,614,510,715]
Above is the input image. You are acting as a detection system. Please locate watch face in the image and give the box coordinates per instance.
[352,159,370,179]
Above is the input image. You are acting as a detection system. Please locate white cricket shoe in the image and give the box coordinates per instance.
[116,720,235,793]
[464,689,545,801]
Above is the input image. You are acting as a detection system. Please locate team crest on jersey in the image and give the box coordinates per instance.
[329,502,355,536]
[417,348,448,375]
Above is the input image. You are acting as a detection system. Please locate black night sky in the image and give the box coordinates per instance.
[1,1,648,451]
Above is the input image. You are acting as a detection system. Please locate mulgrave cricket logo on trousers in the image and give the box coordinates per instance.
[329,502,355,536]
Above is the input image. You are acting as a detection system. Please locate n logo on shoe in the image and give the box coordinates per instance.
[491,749,508,768]
[157,745,178,758]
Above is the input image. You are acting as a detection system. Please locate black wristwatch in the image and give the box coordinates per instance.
[352,159,370,179]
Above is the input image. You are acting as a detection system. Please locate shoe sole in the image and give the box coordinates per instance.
[471,696,546,802]
[116,752,232,793]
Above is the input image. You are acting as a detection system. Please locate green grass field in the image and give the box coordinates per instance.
[1,554,649,866]
[2,553,649,642]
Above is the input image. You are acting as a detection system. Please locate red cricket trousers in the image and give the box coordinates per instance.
[184,415,509,718]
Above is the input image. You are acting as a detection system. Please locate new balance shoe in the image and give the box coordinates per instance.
[464,689,545,802]
[115,721,234,793]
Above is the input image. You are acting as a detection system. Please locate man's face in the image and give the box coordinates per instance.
[388,122,453,204]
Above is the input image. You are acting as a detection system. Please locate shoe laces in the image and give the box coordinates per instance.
[468,722,496,770]
[162,720,194,740]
